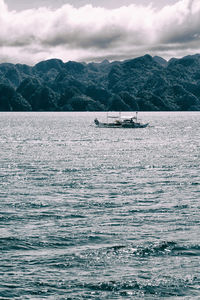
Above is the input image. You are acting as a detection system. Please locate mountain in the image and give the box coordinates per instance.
[0,54,200,111]
[153,56,168,67]
[0,84,32,111]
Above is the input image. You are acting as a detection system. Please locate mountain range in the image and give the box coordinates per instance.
[1,54,200,111]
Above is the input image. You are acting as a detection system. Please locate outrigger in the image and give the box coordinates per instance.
[94,112,149,128]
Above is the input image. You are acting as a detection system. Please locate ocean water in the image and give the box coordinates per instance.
[0,112,199,299]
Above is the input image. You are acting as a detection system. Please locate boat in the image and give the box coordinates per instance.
[94,112,149,128]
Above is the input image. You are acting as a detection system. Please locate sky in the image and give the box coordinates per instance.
[0,0,200,65]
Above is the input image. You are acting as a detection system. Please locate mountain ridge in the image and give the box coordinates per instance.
[1,54,200,111]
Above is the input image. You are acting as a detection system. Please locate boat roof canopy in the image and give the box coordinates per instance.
[107,115,121,118]
[107,112,138,119]
[107,115,136,119]
[121,116,136,119]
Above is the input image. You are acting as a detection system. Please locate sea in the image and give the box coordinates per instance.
[0,112,199,299]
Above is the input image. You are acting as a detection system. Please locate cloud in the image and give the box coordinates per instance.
[0,0,200,64]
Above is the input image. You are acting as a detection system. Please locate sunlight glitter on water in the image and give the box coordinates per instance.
[0,112,200,299]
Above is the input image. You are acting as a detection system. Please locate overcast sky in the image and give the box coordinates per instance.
[6,0,177,10]
[1,0,200,65]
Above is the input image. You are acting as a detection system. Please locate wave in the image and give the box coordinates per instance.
[83,275,200,298]
[105,241,200,258]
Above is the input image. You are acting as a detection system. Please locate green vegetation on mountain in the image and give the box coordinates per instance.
[0,54,200,111]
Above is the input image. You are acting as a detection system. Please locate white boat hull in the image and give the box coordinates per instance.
[94,118,149,128]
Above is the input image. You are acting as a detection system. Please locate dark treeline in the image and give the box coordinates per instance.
[1,54,200,111]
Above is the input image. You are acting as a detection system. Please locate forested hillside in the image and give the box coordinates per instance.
[1,54,200,111]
